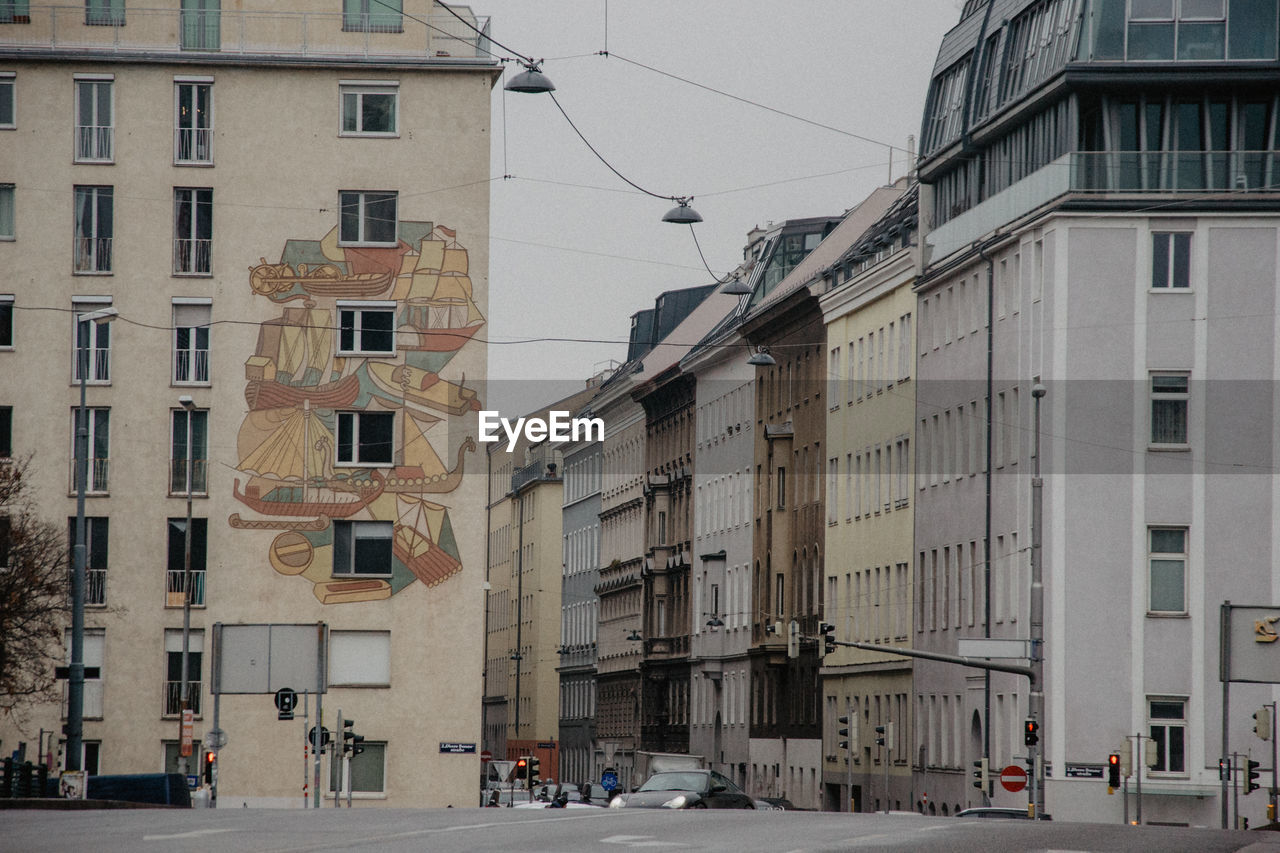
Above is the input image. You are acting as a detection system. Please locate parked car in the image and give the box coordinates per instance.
[483,788,532,807]
[752,796,795,811]
[955,806,1050,820]
[609,770,755,810]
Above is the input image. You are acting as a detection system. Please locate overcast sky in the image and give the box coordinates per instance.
[474,1,964,414]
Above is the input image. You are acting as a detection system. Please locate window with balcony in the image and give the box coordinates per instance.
[343,0,402,33]
[174,80,212,164]
[173,188,212,275]
[69,407,109,494]
[74,79,112,162]
[336,410,393,465]
[173,301,210,384]
[85,0,124,26]
[171,407,208,495]
[0,184,13,239]
[1150,372,1190,446]
[338,302,395,355]
[341,82,398,135]
[0,73,12,127]
[333,520,392,577]
[67,516,109,606]
[167,517,207,607]
[72,302,112,382]
[180,0,221,51]
[164,628,204,716]
[1,3,30,25]
[339,190,397,246]
[73,186,112,273]
[62,628,103,719]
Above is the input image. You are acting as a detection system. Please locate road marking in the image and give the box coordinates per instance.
[601,835,690,848]
[144,828,235,841]
[259,813,607,853]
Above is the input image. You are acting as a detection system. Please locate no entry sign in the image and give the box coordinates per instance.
[1000,764,1028,793]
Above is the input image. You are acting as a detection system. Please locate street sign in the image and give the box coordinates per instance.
[186,774,199,790]
[308,726,330,748]
[1064,763,1104,779]
[1000,764,1028,793]
[480,750,493,762]
[439,742,476,754]
[207,728,228,749]
[180,709,194,757]
[601,769,619,790]
[957,638,1031,659]
[275,687,297,721]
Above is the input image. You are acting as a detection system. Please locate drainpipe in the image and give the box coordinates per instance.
[977,240,996,803]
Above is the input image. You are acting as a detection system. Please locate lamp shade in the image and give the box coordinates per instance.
[662,202,703,224]
[504,67,555,94]
[747,348,776,367]
[721,276,751,295]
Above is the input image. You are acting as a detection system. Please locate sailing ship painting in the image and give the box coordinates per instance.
[231,220,481,604]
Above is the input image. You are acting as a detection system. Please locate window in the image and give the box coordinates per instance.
[333,520,393,577]
[73,302,112,382]
[343,0,402,32]
[164,628,204,716]
[173,302,210,384]
[339,190,397,246]
[69,407,109,493]
[180,0,221,51]
[0,184,13,239]
[73,186,113,273]
[338,302,395,355]
[171,407,208,494]
[1148,697,1187,773]
[85,0,124,26]
[0,405,10,457]
[0,294,11,346]
[776,466,786,509]
[329,742,387,795]
[1152,232,1191,288]
[1148,527,1187,613]
[167,517,207,607]
[336,410,394,465]
[67,516,109,606]
[329,630,391,686]
[74,78,113,161]
[63,628,103,719]
[341,82,398,135]
[164,741,206,776]
[174,80,212,164]
[1,4,30,26]
[1150,372,1190,446]
[173,188,212,274]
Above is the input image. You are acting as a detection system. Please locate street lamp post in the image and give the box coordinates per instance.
[68,306,117,772]
[1029,383,1047,818]
[177,395,196,778]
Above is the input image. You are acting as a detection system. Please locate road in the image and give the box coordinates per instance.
[5,807,1280,853]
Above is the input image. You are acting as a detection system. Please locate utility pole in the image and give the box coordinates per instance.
[1028,383,1046,818]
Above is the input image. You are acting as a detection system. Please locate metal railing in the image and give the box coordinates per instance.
[173,238,211,275]
[175,126,212,163]
[74,347,110,382]
[174,347,209,383]
[74,124,113,161]
[73,236,112,273]
[69,457,109,493]
[4,5,493,60]
[85,568,106,606]
[169,457,208,494]
[166,567,205,607]
[164,680,202,716]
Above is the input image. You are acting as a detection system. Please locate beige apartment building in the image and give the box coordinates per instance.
[0,2,497,806]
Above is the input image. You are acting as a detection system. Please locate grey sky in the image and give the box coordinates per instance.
[477,1,963,414]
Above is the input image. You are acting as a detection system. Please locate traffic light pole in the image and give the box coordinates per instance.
[845,700,854,812]
[1028,384,1046,820]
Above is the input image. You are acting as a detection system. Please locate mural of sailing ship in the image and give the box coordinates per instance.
[232,219,480,604]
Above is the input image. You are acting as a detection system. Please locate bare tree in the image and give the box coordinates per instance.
[0,457,70,719]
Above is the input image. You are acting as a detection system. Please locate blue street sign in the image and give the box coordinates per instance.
[601,770,618,790]
[186,774,199,790]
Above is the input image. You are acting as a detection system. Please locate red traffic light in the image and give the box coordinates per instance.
[1108,754,1119,766]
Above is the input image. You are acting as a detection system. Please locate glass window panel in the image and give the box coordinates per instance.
[1153,374,1189,393]
[1152,233,1171,286]
[1094,0,1128,58]
[1182,0,1225,17]
[1229,0,1279,57]
[362,93,395,133]
[0,185,13,238]
[1177,22,1225,58]
[1150,559,1185,610]
[1132,0,1175,17]
[1171,233,1191,287]
[1152,399,1188,442]
[1151,700,1185,718]
[359,412,393,463]
[1151,528,1186,553]
[0,79,13,127]
[342,92,358,132]
[1129,22,1177,57]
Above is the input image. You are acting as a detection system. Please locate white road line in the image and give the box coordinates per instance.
[143,828,236,841]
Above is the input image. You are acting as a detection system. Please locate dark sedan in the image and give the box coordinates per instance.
[608,770,755,810]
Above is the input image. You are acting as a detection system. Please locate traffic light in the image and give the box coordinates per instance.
[837,715,852,751]
[875,725,886,747]
[203,750,216,785]
[787,620,800,659]
[1248,759,1262,793]
[515,758,528,780]
[1256,708,1272,741]
[341,718,364,756]
[972,758,988,790]
[819,622,836,657]
[528,756,541,788]
[1107,753,1121,790]
[1024,718,1039,747]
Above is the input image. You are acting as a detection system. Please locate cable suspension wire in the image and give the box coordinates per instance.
[547,92,692,204]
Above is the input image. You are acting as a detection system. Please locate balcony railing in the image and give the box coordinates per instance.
[175,126,212,163]
[4,5,493,61]
[69,457,109,493]
[73,236,112,273]
[173,238,211,275]
[927,151,1280,263]
[169,457,208,495]
[166,568,205,607]
[74,124,113,161]
[174,348,209,383]
[74,347,110,382]
[164,680,202,716]
[85,568,106,606]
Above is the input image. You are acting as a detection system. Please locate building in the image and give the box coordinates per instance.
[912,0,1280,825]
[0,1,497,806]
[817,182,919,813]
